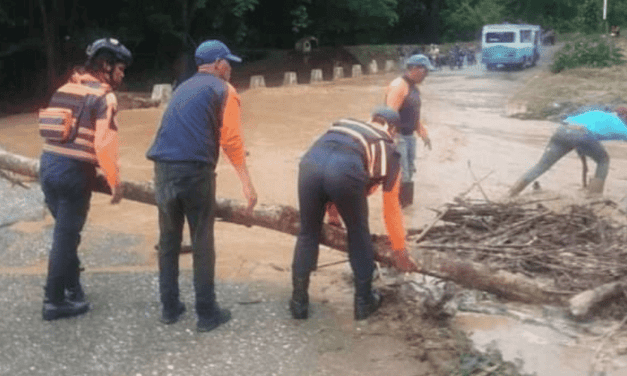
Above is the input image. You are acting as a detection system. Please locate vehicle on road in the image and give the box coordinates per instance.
[481,23,541,70]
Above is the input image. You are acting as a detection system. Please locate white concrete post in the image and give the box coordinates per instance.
[333,66,344,80]
[368,60,378,74]
[283,72,298,86]
[310,69,323,83]
[351,64,362,78]
[384,60,396,72]
[151,84,173,105]
[249,75,266,89]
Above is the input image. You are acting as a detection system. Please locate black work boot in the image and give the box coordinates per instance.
[160,301,186,325]
[399,182,414,208]
[197,307,232,332]
[354,277,382,321]
[42,298,90,321]
[289,275,310,319]
[43,277,89,321]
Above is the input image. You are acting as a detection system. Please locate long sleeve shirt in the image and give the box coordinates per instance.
[146,73,247,169]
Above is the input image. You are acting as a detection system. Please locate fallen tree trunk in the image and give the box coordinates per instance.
[569,280,627,319]
[407,246,567,305]
[0,147,353,254]
[0,147,570,305]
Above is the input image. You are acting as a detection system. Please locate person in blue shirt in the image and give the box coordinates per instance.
[509,107,627,196]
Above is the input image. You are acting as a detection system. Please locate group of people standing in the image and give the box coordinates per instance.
[43,35,627,332]
[38,37,434,329]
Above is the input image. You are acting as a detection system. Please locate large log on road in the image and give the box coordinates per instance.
[0,147,568,305]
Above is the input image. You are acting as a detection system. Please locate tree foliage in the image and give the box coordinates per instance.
[0,0,623,100]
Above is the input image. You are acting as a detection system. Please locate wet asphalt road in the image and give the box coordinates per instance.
[0,178,350,376]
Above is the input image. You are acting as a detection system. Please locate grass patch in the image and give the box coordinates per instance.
[550,34,624,73]
[511,36,627,120]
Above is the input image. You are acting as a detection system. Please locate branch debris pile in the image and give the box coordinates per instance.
[410,198,627,293]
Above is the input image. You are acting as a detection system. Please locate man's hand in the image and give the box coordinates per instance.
[244,182,257,215]
[110,184,123,205]
[391,249,419,272]
[234,163,257,216]
[422,136,432,151]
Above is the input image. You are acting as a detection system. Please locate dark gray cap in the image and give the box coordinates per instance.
[371,106,401,127]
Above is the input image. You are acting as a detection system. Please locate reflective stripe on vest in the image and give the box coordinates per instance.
[328,118,394,181]
[42,82,109,164]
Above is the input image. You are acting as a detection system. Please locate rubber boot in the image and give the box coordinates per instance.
[399,182,414,208]
[587,177,605,196]
[508,178,531,197]
[354,277,382,321]
[289,275,310,319]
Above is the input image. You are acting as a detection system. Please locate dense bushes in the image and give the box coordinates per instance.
[550,35,624,73]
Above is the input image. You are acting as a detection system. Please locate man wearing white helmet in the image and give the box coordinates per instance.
[39,37,131,320]
[289,106,418,323]
[385,54,434,207]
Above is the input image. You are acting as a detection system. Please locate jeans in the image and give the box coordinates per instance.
[519,125,609,184]
[396,134,417,183]
[153,161,218,316]
[40,153,94,302]
[292,140,375,282]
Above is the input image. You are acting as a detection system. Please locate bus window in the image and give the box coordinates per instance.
[520,30,532,43]
[485,32,515,43]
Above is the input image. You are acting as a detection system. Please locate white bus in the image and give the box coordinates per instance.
[481,23,541,70]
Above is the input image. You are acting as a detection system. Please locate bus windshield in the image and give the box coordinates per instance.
[485,32,515,43]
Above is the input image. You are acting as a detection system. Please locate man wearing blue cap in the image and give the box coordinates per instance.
[146,40,257,332]
[289,106,418,323]
[385,54,434,208]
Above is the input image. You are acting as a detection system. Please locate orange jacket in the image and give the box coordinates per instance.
[369,174,405,251]
[219,83,247,167]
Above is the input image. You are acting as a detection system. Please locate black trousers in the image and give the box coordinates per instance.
[292,141,375,282]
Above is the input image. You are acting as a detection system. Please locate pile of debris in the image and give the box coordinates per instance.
[411,198,627,293]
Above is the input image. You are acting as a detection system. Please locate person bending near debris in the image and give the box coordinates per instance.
[38,38,132,320]
[289,106,419,322]
[509,107,627,197]
[146,40,257,332]
[385,54,434,207]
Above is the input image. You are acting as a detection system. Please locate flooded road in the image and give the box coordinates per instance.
[428,50,627,376]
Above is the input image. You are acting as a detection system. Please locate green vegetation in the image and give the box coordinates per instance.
[550,35,624,73]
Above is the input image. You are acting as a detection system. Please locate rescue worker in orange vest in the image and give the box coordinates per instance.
[290,106,419,322]
[39,38,131,320]
[385,54,434,207]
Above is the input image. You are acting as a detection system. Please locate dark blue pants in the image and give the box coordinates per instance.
[153,161,218,316]
[519,125,609,184]
[292,141,375,282]
[40,153,94,303]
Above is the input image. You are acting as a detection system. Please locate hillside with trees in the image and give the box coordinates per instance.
[1,0,627,109]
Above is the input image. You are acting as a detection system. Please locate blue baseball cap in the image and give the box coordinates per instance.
[195,40,242,66]
[406,54,435,71]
